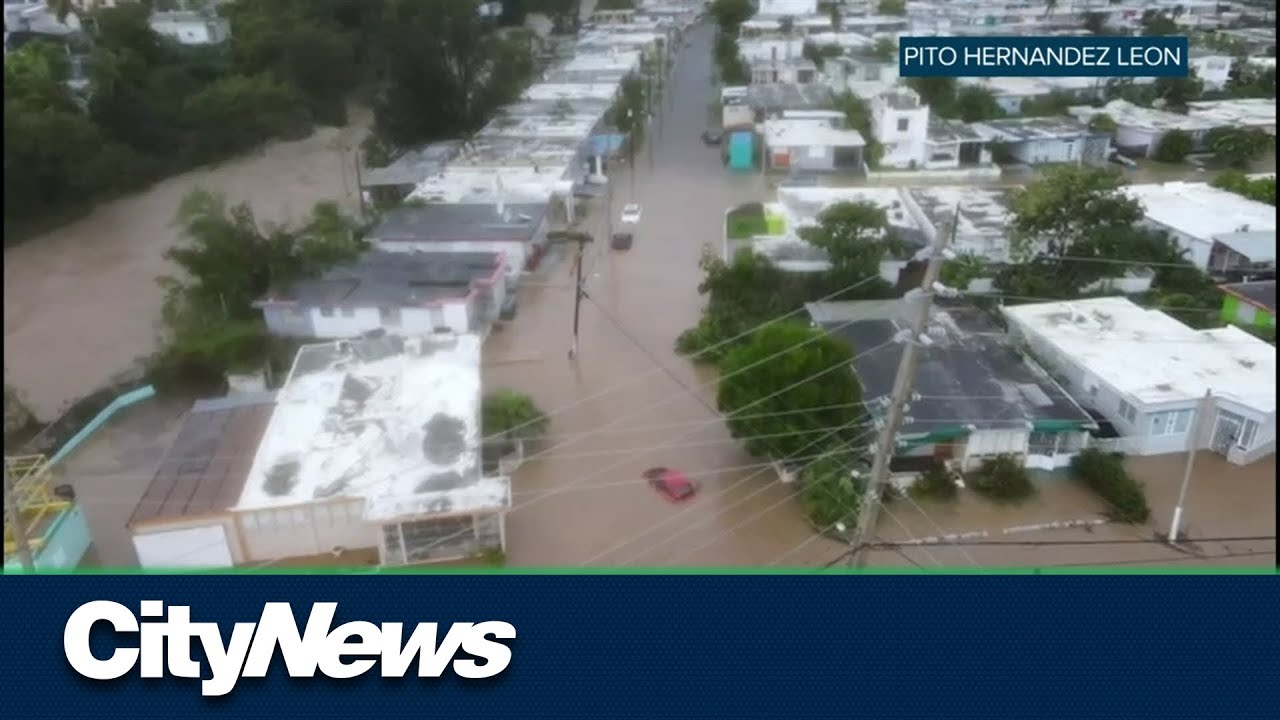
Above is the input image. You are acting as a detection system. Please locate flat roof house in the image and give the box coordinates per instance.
[971,117,1111,167]
[1219,281,1277,335]
[1122,181,1277,271]
[761,117,865,173]
[807,300,1096,472]
[368,202,550,278]
[255,251,508,340]
[1003,297,1276,467]
[129,333,509,570]
[1068,100,1217,159]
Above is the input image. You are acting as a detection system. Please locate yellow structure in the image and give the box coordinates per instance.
[3,455,70,557]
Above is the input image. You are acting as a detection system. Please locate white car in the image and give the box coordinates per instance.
[620,204,642,225]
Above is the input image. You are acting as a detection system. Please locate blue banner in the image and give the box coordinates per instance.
[2,574,1278,718]
[899,36,1191,78]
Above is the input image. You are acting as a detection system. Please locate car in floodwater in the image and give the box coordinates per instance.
[620,203,642,224]
[701,129,723,145]
[643,467,696,503]
[611,232,634,250]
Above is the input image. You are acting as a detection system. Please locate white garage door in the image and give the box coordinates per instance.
[133,524,234,569]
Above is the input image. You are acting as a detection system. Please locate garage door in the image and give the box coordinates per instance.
[133,523,234,569]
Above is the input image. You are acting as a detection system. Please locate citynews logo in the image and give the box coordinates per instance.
[63,601,516,697]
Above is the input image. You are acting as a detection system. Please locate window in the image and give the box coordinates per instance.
[1240,419,1259,449]
[319,306,335,317]
[1237,304,1256,324]
[1117,399,1137,424]
[380,306,402,326]
[897,117,910,132]
[807,144,825,159]
[429,307,447,330]
[1149,409,1194,437]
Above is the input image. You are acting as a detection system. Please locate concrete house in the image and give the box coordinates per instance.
[761,114,865,173]
[368,202,550,279]
[808,300,1096,472]
[1068,100,1216,159]
[128,333,510,569]
[1219,281,1276,334]
[972,117,1111,166]
[1003,297,1276,467]
[1122,182,1277,272]
[256,251,508,340]
[148,10,231,46]
[870,88,931,170]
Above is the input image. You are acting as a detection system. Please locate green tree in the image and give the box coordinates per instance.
[952,85,1005,121]
[1087,113,1118,134]
[182,74,312,163]
[1084,11,1110,35]
[798,201,902,277]
[835,92,883,167]
[1152,128,1194,163]
[1226,63,1276,99]
[708,0,756,33]
[482,390,550,443]
[713,33,750,85]
[1205,126,1274,168]
[870,37,898,63]
[1153,69,1204,109]
[799,450,866,528]
[877,0,907,15]
[1141,10,1180,36]
[906,76,957,115]
[1019,90,1077,117]
[1211,171,1277,205]
[1007,165,1144,265]
[716,323,863,462]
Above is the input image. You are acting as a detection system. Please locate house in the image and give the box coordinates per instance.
[1122,182,1277,271]
[128,333,510,569]
[749,56,820,85]
[1208,230,1277,278]
[869,88,931,170]
[761,116,865,172]
[148,10,231,46]
[1185,98,1278,135]
[1068,100,1217,159]
[720,83,834,128]
[755,0,819,17]
[255,251,508,340]
[807,300,1096,472]
[971,117,1111,166]
[903,185,1019,264]
[1219,281,1277,334]
[922,118,992,171]
[1002,297,1276,467]
[1189,51,1236,91]
[367,202,550,279]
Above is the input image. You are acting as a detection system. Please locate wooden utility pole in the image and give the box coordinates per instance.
[1169,389,1213,543]
[849,206,957,569]
[4,464,35,572]
[546,231,595,358]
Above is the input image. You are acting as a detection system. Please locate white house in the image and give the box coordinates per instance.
[971,117,1112,166]
[755,0,820,18]
[1068,100,1217,158]
[1122,182,1277,271]
[255,251,509,340]
[1002,297,1276,467]
[761,114,865,172]
[1189,51,1236,91]
[128,333,510,569]
[148,10,230,46]
[869,88,931,170]
[372,202,552,279]
[1185,98,1278,135]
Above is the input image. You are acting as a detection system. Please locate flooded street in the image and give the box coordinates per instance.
[3,113,368,419]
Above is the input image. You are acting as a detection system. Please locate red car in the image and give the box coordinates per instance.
[643,467,696,503]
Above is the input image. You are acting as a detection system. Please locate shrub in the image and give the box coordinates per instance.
[482,390,549,442]
[968,454,1035,503]
[1070,448,1151,523]
[1152,129,1193,163]
[726,202,768,239]
[799,451,864,529]
[911,463,958,500]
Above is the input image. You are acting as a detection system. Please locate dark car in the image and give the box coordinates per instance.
[701,129,723,146]
[611,232,634,250]
[643,467,697,503]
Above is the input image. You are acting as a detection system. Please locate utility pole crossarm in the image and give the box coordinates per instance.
[849,205,958,569]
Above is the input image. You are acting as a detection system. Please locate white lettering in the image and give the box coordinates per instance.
[62,601,517,697]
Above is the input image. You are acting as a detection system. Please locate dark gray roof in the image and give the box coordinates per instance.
[746,83,834,112]
[264,251,501,308]
[1222,280,1277,314]
[368,203,548,245]
[129,392,276,527]
[814,303,1093,437]
[361,141,461,187]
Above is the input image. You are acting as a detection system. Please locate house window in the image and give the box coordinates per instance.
[897,117,910,132]
[1117,399,1137,424]
[1237,304,1257,324]
[379,306,402,326]
[319,306,335,317]
[807,144,825,159]
[1149,409,1194,436]
[1239,419,1259,449]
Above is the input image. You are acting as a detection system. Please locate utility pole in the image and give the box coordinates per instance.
[4,464,36,572]
[547,231,594,358]
[1169,389,1213,543]
[849,206,957,569]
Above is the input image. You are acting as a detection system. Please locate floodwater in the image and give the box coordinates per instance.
[3,112,368,419]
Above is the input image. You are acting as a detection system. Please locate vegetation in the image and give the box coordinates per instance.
[1211,171,1277,205]
[148,189,364,391]
[939,253,988,291]
[726,202,769,239]
[482,390,550,442]
[952,86,1006,122]
[1225,62,1276,99]
[3,380,40,449]
[877,0,907,15]
[1140,10,1180,37]
[1204,127,1275,168]
[1070,449,1151,523]
[5,1,540,239]
[1087,113,1118,134]
[1018,90,1076,118]
[835,93,884,168]
[967,455,1035,503]
[1152,129,1194,163]
[910,463,958,501]
[905,76,956,114]
[870,37,898,63]
[716,323,864,462]
[799,450,865,529]
[708,0,756,33]
[798,201,905,279]
[713,33,750,85]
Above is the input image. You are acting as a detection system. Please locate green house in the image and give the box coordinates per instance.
[1220,281,1276,332]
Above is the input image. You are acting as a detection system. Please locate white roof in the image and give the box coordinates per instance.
[762,119,865,149]
[408,166,571,204]
[522,83,619,102]
[1185,98,1277,130]
[1068,100,1217,133]
[238,333,509,522]
[1002,297,1276,413]
[478,113,598,140]
[775,186,918,230]
[558,51,642,74]
[1123,182,1276,242]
